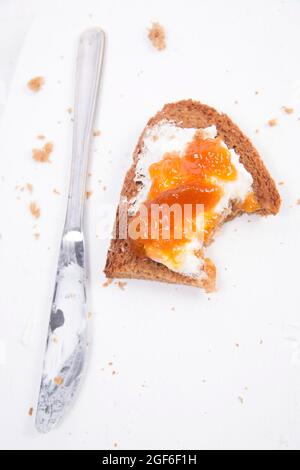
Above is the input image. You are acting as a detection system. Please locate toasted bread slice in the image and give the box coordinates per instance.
[104,100,280,291]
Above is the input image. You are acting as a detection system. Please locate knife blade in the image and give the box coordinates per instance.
[35,28,105,433]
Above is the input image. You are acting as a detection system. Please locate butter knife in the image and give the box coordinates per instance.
[35,28,105,433]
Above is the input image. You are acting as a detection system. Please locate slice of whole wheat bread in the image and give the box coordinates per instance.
[104,100,280,291]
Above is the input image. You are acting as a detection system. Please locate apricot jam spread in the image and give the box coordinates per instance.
[130,128,259,272]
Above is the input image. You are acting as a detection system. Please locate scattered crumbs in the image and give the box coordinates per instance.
[152,135,159,142]
[53,188,61,195]
[248,219,252,223]
[26,183,33,192]
[255,129,259,134]
[29,202,40,219]
[88,312,93,319]
[34,233,40,240]
[148,22,166,51]
[102,278,113,287]
[86,190,93,199]
[234,100,239,105]
[202,379,207,384]
[278,181,285,186]
[282,106,294,115]
[88,172,92,177]
[27,76,45,92]
[37,134,45,140]
[52,337,58,344]
[116,281,127,291]
[171,307,175,311]
[108,362,113,366]
[238,396,244,405]
[113,443,118,448]
[255,91,259,95]
[28,407,33,417]
[297,199,300,206]
[66,107,73,114]
[102,185,107,191]
[235,343,240,348]
[54,376,63,386]
[259,339,264,345]
[93,129,101,137]
[112,370,116,376]
[268,118,278,127]
[32,142,53,163]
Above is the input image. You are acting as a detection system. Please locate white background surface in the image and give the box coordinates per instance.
[1,0,300,450]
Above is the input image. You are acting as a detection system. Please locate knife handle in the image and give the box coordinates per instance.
[64,28,105,233]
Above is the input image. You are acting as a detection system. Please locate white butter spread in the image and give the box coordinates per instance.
[129,121,253,277]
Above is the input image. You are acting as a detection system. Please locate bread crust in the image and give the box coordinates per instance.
[104,100,280,290]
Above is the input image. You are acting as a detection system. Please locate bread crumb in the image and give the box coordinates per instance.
[255,129,259,134]
[27,76,45,92]
[54,376,63,386]
[235,343,240,348]
[28,407,33,417]
[26,183,33,193]
[297,199,300,205]
[108,362,113,366]
[278,181,284,186]
[116,281,127,291]
[88,312,92,319]
[102,186,107,191]
[152,135,159,142]
[171,307,175,311]
[34,233,40,240]
[260,339,264,345]
[53,188,60,195]
[93,129,101,137]
[112,370,116,375]
[29,202,40,219]
[282,106,294,115]
[234,100,239,105]
[37,134,45,140]
[102,278,113,287]
[66,107,73,114]
[32,142,53,163]
[148,22,166,51]
[113,443,118,448]
[86,190,93,199]
[255,91,259,95]
[238,396,244,405]
[268,118,278,127]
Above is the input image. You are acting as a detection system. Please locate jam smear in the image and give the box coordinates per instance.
[130,134,258,266]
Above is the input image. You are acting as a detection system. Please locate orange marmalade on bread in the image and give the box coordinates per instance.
[130,123,259,275]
